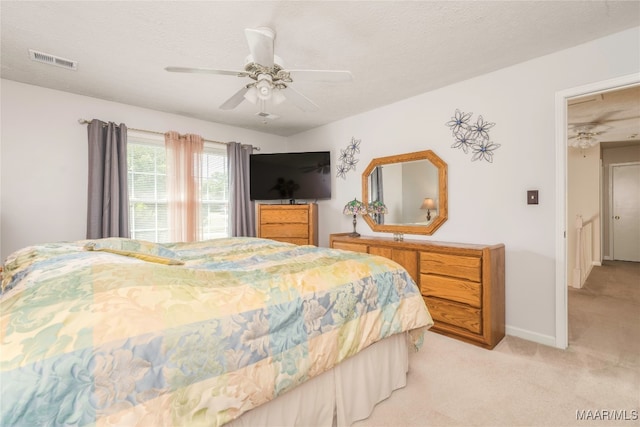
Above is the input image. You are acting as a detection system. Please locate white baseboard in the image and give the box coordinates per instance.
[505,325,557,348]
[592,261,602,267]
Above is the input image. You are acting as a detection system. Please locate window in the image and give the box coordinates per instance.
[199,147,229,240]
[127,139,168,242]
[127,134,229,242]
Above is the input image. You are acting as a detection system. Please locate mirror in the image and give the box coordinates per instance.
[362,150,448,235]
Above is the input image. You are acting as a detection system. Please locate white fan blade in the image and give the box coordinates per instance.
[220,86,250,110]
[245,28,274,67]
[281,86,319,112]
[287,69,353,82]
[165,66,247,77]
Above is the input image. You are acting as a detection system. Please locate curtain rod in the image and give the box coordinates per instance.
[77,119,260,151]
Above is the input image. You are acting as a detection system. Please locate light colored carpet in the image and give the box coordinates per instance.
[354,261,640,426]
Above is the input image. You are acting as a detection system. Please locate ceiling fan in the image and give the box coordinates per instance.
[165,27,352,114]
[568,123,610,149]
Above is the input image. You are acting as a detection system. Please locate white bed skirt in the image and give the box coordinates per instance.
[227,332,410,427]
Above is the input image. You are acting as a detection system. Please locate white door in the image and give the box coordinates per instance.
[612,163,640,262]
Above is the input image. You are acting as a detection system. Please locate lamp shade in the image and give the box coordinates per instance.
[343,198,367,215]
[420,198,436,210]
[368,200,388,214]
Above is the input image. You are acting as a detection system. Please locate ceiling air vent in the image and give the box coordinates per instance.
[28,49,77,70]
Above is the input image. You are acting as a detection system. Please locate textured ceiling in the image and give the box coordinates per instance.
[1,1,639,137]
[568,85,640,148]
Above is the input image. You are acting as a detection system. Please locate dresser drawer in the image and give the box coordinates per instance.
[258,204,317,246]
[332,242,369,253]
[421,274,482,308]
[272,237,310,245]
[370,246,418,283]
[260,223,308,238]
[260,209,309,224]
[420,252,481,282]
[424,297,481,334]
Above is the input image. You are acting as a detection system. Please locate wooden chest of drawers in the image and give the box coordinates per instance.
[257,204,318,246]
[329,233,505,349]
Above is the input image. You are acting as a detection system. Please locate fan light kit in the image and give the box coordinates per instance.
[570,134,598,149]
[568,123,608,149]
[165,27,353,116]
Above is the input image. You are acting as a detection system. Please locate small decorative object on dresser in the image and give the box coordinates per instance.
[256,203,318,245]
[343,198,368,237]
[330,233,505,349]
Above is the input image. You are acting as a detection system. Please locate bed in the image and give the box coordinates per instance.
[1,237,433,426]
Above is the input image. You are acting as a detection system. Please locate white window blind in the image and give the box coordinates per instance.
[127,134,229,242]
[199,145,229,240]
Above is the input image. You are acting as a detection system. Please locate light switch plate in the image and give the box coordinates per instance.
[527,190,539,205]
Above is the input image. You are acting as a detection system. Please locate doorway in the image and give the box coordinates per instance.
[555,74,640,350]
[610,162,640,262]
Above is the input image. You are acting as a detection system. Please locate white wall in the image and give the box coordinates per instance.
[401,161,437,224]
[286,27,640,345]
[0,80,288,259]
[2,27,638,346]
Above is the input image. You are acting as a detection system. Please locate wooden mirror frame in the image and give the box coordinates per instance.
[362,150,448,235]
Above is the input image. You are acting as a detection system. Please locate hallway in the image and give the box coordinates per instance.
[568,260,640,369]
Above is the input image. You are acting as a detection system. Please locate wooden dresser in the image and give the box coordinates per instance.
[257,203,318,246]
[329,233,505,349]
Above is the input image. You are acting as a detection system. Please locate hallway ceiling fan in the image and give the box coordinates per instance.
[165,27,353,114]
[568,122,610,149]
[568,86,640,149]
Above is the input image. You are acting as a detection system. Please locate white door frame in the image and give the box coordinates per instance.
[554,73,640,349]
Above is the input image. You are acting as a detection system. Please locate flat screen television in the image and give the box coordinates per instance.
[249,151,331,202]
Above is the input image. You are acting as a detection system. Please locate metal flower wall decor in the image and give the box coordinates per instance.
[336,137,361,179]
[446,110,501,163]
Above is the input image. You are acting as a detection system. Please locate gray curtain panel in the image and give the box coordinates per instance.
[86,119,130,239]
[227,141,255,237]
[372,166,385,224]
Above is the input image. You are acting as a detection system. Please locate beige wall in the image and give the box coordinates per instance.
[567,144,601,287]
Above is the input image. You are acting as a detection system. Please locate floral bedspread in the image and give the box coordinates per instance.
[1,237,433,426]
